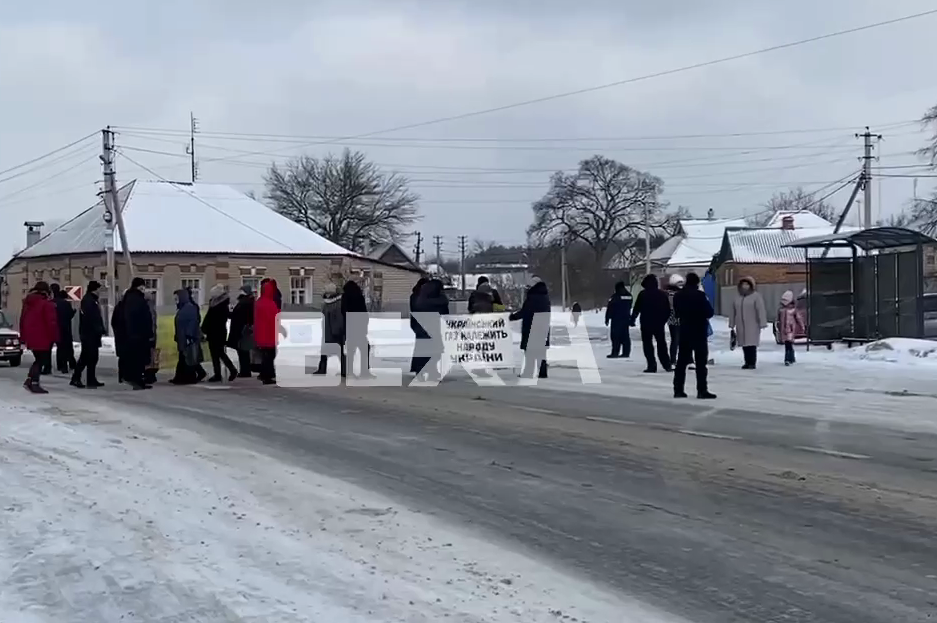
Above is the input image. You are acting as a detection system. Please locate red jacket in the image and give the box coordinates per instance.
[20,292,59,351]
[254,280,281,348]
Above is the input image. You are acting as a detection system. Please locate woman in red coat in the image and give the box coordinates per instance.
[254,279,283,384]
[20,281,59,393]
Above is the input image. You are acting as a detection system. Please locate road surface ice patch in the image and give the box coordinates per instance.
[0,380,682,623]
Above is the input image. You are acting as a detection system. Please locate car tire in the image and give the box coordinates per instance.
[8,356,21,367]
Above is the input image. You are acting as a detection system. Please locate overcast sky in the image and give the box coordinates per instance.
[2,0,936,263]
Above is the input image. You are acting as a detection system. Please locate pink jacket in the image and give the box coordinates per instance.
[776,304,805,342]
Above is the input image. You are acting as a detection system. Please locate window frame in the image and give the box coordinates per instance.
[139,276,162,307]
[289,275,312,306]
[180,276,204,306]
[241,275,262,294]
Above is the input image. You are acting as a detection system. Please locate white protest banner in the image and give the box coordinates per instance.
[442,313,514,372]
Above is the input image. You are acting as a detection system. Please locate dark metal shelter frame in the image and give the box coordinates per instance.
[785,227,936,348]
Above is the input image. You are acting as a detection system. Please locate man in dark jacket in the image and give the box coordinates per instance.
[672,272,716,400]
[71,281,105,388]
[50,284,76,373]
[122,277,155,390]
[468,277,498,314]
[411,278,450,380]
[630,274,671,373]
[341,280,371,378]
[510,277,551,379]
[227,285,255,377]
[314,284,346,376]
[202,284,238,382]
[605,281,633,358]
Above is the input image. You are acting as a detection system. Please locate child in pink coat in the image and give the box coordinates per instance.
[777,290,805,366]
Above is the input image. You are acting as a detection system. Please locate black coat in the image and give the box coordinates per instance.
[467,286,494,314]
[630,275,670,330]
[227,294,255,349]
[53,294,75,344]
[111,298,127,357]
[78,292,105,347]
[202,297,231,346]
[413,281,450,343]
[123,288,154,346]
[673,286,714,343]
[341,282,369,345]
[510,281,551,352]
[605,289,633,336]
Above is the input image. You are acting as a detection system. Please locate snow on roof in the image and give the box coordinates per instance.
[723,226,856,263]
[14,180,354,259]
[765,210,833,229]
[667,218,747,266]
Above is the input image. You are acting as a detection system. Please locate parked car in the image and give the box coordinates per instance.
[0,310,23,367]
[773,290,808,344]
[924,292,937,338]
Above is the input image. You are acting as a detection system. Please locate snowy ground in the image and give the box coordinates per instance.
[0,379,682,623]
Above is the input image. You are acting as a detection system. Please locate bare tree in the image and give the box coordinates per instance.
[910,105,937,234]
[660,205,692,237]
[265,149,420,252]
[748,187,837,226]
[528,155,666,269]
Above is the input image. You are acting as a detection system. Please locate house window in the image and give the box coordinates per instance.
[180,277,203,306]
[140,277,162,306]
[241,275,262,294]
[290,276,311,306]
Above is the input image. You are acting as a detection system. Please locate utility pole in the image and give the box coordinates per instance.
[458,235,467,294]
[413,231,423,265]
[560,241,568,310]
[643,199,652,276]
[858,127,882,229]
[101,127,135,329]
[186,112,199,183]
[433,235,443,267]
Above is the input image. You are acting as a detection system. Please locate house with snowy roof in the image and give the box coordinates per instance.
[711,213,855,313]
[0,180,420,320]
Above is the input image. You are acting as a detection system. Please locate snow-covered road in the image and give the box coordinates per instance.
[0,379,682,623]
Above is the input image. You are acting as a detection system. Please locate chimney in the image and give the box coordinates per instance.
[707,208,715,221]
[24,221,44,249]
[781,215,795,230]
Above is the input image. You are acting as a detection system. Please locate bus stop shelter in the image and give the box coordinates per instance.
[784,227,935,344]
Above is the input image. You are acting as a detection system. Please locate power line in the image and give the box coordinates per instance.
[0,141,99,186]
[0,132,97,179]
[0,154,98,204]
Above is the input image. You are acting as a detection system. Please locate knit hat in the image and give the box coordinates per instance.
[87,280,101,292]
[527,275,542,288]
[130,277,146,289]
[239,284,253,296]
[669,274,685,287]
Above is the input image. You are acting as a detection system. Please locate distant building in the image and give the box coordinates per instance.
[0,180,420,323]
[367,241,421,272]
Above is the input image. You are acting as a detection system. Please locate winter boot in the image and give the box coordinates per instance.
[698,391,717,400]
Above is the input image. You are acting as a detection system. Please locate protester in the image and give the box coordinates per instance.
[112,292,128,383]
[408,277,429,374]
[227,285,255,377]
[201,284,238,382]
[143,293,159,385]
[777,290,805,366]
[510,276,551,379]
[260,277,283,311]
[71,281,105,388]
[341,280,372,378]
[122,277,155,390]
[254,279,282,384]
[411,278,449,381]
[20,281,58,393]
[314,283,346,376]
[604,281,632,358]
[468,280,495,314]
[571,301,582,327]
[629,274,672,373]
[672,272,716,400]
[49,284,76,374]
[169,288,204,385]
[729,276,767,369]
[665,274,687,366]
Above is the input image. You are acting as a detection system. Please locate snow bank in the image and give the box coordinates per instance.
[0,380,681,623]
[837,338,937,365]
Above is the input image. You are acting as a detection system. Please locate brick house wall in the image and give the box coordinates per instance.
[0,253,419,327]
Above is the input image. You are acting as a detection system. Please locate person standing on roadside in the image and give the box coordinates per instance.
[71,281,105,388]
[408,277,429,374]
[629,274,671,373]
[314,283,346,376]
[510,276,551,379]
[50,284,76,374]
[412,278,450,381]
[776,290,805,366]
[123,277,155,390]
[665,274,687,366]
[604,281,632,359]
[342,280,372,378]
[170,288,204,385]
[254,279,284,384]
[227,285,255,378]
[202,284,238,382]
[672,272,716,400]
[729,277,767,369]
[20,281,58,393]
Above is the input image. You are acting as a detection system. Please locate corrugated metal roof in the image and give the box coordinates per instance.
[13,180,354,259]
[765,210,832,229]
[725,227,856,263]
